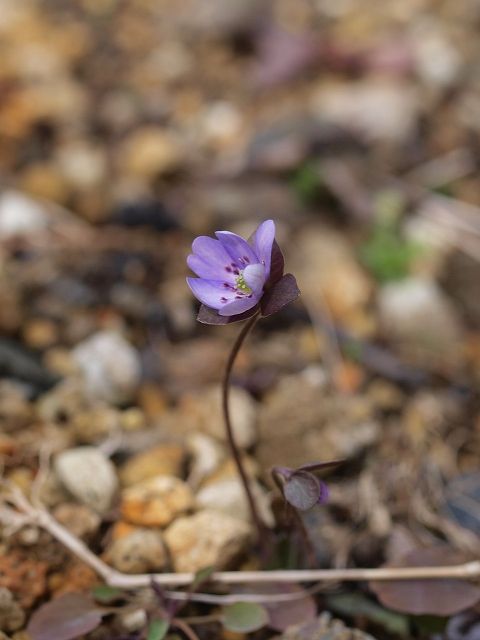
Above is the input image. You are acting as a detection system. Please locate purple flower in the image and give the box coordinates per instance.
[186,220,300,324]
[187,220,275,317]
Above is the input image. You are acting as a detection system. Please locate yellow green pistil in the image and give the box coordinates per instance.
[235,272,252,294]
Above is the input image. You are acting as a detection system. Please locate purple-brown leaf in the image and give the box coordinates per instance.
[266,240,285,287]
[284,471,322,511]
[369,546,480,616]
[264,583,316,631]
[197,303,259,325]
[261,273,300,317]
[27,593,105,640]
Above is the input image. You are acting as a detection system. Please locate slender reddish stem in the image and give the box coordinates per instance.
[222,313,266,546]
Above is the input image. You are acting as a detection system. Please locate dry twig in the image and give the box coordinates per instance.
[1,486,479,605]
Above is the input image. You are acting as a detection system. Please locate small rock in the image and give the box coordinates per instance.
[120,127,182,178]
[187,433,225,489]
[312,79,418,143]
[378,277,464,370]
[176,385,257,449]
[119,443,186,486]
[52,503,101,540]
[257,371,378,472]
[121,475,194,527]
[22,318,58,350]
[164,510,251,572]
[72,331,141,404]
[0,588,25,633]
[55,447,118,514]
[412,27,461,88]
[0,191,49,238]
[71,406,121,443]
[19,161,69,203]
[56,141,107,191]
[196,477,274,527]
[293,225,373,335]
[274,611,377,639]
[104,526,168,573]
[119,608,148,632]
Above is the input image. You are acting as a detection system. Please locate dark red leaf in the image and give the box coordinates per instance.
[266,240,285,287]
[264,584,316,631]
[297,459,345,474]
[284,471,321,511]
[197,303,259,325]
[261,273,300,317]
[369,546,480,616]
[27,593,105,640]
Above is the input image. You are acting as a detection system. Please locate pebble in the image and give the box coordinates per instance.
[378,277,464,370]
[119,443,186,486]
[120,475,194,527]
[119,126,182,178]
[273,611,377,640]
[196,477,274,527]
[176,385,257,449]
[119,608,148,633]
[293,225,373,335]
[71,406,121,443]
[164,510,251,573]
[187,433,225,489]
[55,141,107,191]
[312,78,418,143]
[0,190,49,238]
[52,503,101,541]
[104,525,168,573]
[0,588,25,633]
[54,446,118,514]
[257,371,379,472]
[72,330,141,404]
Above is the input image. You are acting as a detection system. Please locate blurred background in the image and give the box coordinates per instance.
[1,0,480,637]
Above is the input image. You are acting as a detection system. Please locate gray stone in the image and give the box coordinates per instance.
[378,277,464,370]
[105,528,168,574]
[72,331,141,404]
[164,510,251,572]
[55,446,118,514]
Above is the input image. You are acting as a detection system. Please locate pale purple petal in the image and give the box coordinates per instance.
[243,263,266,295]
[252,219,275,279]
[218,294,260,316]
[187,254,236,284]
[192,236,233,270]
[186,277,235,310]
[215,231,258,267]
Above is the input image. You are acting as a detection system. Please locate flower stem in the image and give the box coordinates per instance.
[222,312,266,547]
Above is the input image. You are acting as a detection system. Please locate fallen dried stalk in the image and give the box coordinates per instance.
[2,486,479,605]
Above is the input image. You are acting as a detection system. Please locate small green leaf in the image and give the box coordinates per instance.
[147,618,169,640]
[222,602,268,633]
[91,585,123,603]
[327,592,409,636]
[190,566,215,592]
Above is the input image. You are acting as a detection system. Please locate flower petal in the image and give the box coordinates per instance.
[215,231,258,267]
[186,277,235,310]
[187,254,236,283]
[252,219,275,279]
[218,294,260,316]
[191,236,233,270]
[243,263,266,295]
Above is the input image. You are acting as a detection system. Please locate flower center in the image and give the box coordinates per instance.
[235,271,252,294]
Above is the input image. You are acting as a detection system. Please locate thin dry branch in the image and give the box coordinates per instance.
[2,487,479,606]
